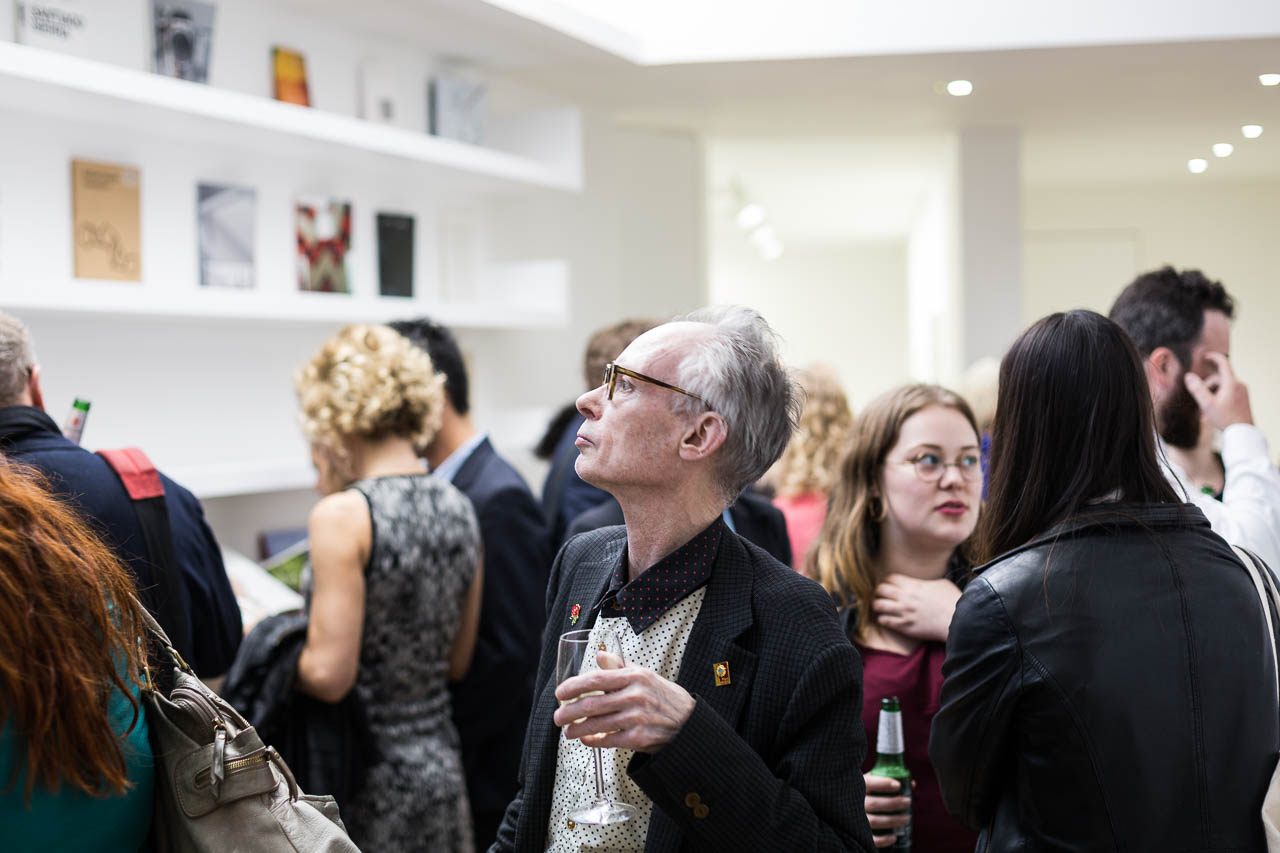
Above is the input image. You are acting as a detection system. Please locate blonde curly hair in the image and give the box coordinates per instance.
[770,364,853,497]
[295,324,444,482]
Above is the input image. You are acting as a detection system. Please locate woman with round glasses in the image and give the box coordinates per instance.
[813,384,982,851]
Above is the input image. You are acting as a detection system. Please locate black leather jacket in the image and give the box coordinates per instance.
[930,504,1279,852]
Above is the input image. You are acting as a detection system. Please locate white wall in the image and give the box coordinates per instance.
[710,239,909,409]
[1024,179,1280,445]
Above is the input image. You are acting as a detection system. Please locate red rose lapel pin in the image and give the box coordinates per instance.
[570,603,581,626]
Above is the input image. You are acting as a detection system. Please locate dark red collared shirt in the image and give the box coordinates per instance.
[598,516,725,634]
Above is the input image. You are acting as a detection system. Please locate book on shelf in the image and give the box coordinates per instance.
[358,60,414,129]
[15,1,91,56]
[295,198,352,293]
[71,159,141,282]
[152,0,215,84]
[429,69,487,145]
[272,46,310,106]
[377,212,414,298]
[197,183,255,289]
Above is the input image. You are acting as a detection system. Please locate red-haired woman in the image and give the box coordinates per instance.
[0,459,153,850]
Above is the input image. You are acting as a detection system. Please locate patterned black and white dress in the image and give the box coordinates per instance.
[340,473,481,853]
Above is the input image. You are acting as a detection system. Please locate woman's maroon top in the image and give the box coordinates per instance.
[858,641,979,853]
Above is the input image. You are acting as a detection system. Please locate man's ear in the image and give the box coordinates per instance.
[26,365,45,411]
[678,411,728,461]
[1145,347,1181,391]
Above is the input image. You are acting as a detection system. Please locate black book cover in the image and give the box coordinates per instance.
[377,213,414,298]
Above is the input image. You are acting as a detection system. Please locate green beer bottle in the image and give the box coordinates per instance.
[868,696,911,851]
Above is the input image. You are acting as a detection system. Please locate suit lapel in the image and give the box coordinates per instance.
[646,532,759,853]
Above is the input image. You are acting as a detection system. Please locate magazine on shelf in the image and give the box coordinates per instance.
[377,213,415,298]
[15,1,91,56]
[71,159,141,282]
[152,0,215,83]
[295,197,352,293]
[428,69,487,145]
[197,183,255,288]
[272,45,310,106]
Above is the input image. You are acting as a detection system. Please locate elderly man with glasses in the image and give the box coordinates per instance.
[491,307,875,853]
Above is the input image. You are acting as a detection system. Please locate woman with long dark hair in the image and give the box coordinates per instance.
[931,310,1278,850]
[0,459,152,850]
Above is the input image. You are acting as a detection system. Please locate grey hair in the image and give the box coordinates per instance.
[670,306,803,501]
[0,312,36,406]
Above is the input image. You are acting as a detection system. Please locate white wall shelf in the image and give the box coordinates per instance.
[0,42,581,195]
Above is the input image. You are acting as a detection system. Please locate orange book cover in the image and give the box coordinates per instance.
[272,46,310,106]
[71,159,141,281]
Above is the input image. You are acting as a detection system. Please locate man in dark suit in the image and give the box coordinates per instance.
[390,318,551,850]
[565,488,793,569]
[0,311,241,677]
[493,308,874,852]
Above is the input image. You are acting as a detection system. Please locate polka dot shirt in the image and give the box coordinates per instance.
[544,518,724,852]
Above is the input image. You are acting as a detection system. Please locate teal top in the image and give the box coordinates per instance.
[0,675,154,851]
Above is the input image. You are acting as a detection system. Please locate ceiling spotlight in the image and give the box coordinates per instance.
[1187,158,1208,174]
[749,224,778,248]
[1212,143,1234,158]
[1242,124,1264,139]
[735,203,767,231]
[1261,73,1280,86]
[760,241,784,261]
[946,79,974,97]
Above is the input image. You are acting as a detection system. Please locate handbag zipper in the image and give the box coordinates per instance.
[171,685,222,732]
[193,750,270,790]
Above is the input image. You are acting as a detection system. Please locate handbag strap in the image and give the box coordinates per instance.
[1233,544,1280,705]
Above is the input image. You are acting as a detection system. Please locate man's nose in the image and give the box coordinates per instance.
[577,384,604,420]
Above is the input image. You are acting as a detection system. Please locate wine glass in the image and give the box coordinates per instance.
[557,626,638,825]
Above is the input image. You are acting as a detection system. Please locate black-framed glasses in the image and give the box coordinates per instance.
[896,452,983,482]
[603,362,708,406]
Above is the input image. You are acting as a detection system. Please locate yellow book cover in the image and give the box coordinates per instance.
[272,46,310,106]
[72,159,141,281]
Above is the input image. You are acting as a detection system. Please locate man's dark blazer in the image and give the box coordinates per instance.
[491,525,875,852]
[448,437,552,849]
[0,405,241,676]
[565,488,793,568]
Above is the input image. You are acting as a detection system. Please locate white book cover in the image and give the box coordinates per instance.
[197,183,256,289]
[15,0,91,55]
[357,59,416,130]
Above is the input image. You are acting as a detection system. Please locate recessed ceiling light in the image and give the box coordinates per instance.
[1188,158,1208,174]
[1261,73,1280,86]
[1242,124,1264,139]
[1212,143,1234,158]
[946,79,974,97]
[760,241,784,262]
[735,203,766,231]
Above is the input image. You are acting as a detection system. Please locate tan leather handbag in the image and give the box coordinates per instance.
[139,604,361,852]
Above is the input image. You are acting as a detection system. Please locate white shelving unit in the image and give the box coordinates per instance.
[0,26,583,497]
[0,42,581,196]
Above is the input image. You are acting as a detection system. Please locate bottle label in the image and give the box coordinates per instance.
[877,709,904,754]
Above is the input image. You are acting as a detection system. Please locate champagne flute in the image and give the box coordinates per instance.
[557,626,638,825]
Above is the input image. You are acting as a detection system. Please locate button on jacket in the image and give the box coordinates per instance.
[930,504,1280,852]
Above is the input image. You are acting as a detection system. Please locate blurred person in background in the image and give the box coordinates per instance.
[812,384,982,852]
[0,458,152,851]
[294,323,483,853]
[538,318,656,553]
[958,356,999,498]
[767,363,853,574]
[0,310,240,677]
[931,310,1278,850]
[1110,265,1280,569]
[390,317,550,851]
